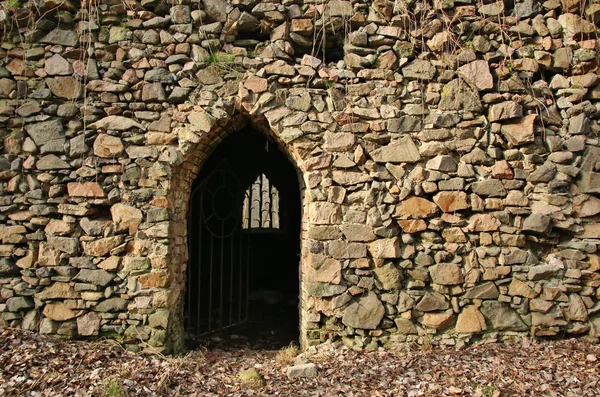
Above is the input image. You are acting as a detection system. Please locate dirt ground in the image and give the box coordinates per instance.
[1,326,599,396]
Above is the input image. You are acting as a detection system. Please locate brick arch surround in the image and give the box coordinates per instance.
[165,111,309,352]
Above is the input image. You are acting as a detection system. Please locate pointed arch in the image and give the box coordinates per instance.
[164,110,309,351]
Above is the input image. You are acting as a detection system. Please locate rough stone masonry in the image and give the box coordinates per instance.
[0,0,599,353]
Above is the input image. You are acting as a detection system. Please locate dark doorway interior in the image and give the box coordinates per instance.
[185,128,301,350]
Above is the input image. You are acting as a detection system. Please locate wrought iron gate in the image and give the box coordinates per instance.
[185,160,251,338]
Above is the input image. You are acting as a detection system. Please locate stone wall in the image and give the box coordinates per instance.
[0,0,599,353]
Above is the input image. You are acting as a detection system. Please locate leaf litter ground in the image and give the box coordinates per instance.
[1,327,599,396]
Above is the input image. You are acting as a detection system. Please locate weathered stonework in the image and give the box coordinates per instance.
[0,0,600,353]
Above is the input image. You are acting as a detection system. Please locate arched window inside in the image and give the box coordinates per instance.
[242,174,280,229]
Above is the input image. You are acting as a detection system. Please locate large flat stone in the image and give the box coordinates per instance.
[111,204,143,235]
[36,154,70,170]
[373,262,403,290]
[93,134,124,158]
[433,191,469,212]
[416,292,449,312]
[94,298,129,312]
[82,236,124,257]
[306,282,347,297]
[35,282,79,300]
[489,101,523,121]
[501,114,537,146]
[24,119,64,147]
[286,363,318,380]
[74,269,114,287]
[455,306,487,333]
[471,179,507,197]
[481,301,527,331]
[394,197,438,219]
[429,263,463,285]
[402,60,436,80]
[89,116,146,131]
[67,182,105,198]
[342,292,385,329]
[41,28,79,46]
[77,312,102,336]
[309,202,342,225]
[43,302,76,321]
[369,136,421,163]
[457,60,493,91]
[462,282,499,299]
[367,238,401,259]
[308,254,342,284]
[420,312,455,329]
[45,77,82,100]
[439,79,482,112]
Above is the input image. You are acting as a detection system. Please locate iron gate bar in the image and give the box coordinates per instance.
[219,222,223,329]
[229,231,233,327]
[185,160,250,339]
[260,175,264,227]
[208,232,213,331]
[269,179,274,227]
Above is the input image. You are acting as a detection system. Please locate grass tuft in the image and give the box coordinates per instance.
[4,0,22,11]
[204,51,236,65]
[99,377,126,397]
[275,342,299,366]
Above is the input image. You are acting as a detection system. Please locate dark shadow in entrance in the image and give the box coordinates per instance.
[185,128,301,350]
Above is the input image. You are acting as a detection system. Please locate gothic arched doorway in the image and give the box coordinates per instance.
[184,127,302,348]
